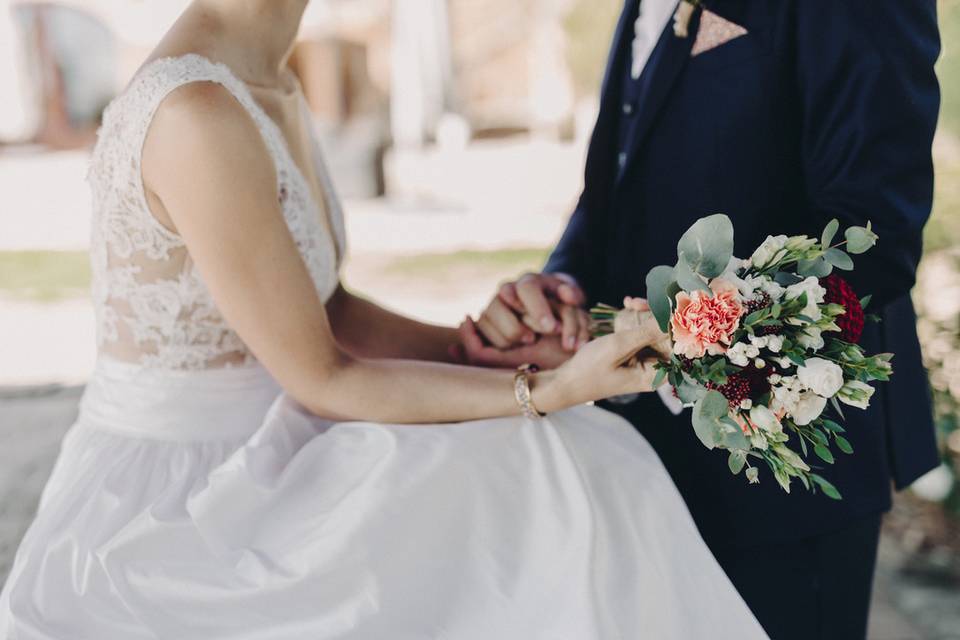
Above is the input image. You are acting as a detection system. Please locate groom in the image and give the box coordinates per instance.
[463,1,941,638]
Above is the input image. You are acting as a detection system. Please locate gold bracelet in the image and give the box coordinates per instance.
[514,364,546,420]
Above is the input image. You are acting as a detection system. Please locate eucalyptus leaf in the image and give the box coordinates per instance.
[652,367,668,390]
[728,451,746,475]
[823,248,854,271]
[797,256,833,278]
[845,224,878,254]
[722,427,750,451]
[645,265,675,333]
[674,256,710,293]
[676,214,734,278]
[821,219,839,247]
[691,391,729,450]
[774,271,803,286]
[676,375,708,405]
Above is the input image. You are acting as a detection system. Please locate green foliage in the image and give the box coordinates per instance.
[0,251,91,302]
[676,214,735,279]
[645,265,676,332]
[692,390,730,449]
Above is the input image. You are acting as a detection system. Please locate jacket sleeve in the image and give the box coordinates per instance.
[544,190,603,302]
[795,0,940,307]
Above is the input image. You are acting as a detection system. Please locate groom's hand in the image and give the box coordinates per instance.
[453,317,574,370]
[476,272,589,352]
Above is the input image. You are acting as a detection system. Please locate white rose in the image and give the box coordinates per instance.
[792,392,827,426]
[750,235,789,269]
[837,380,875,409]
[750,405,783,434]
[785,277,826,324]
[796,326,825,351]
[726,342,759,367]
[797,358,845,397]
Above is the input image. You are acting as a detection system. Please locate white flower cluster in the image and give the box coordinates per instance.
[726,333,785,367]
[767,357,863,426]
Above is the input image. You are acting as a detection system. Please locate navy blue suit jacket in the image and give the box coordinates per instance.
[546,0,941,549]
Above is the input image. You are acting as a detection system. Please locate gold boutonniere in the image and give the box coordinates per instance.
[673,0,703,38]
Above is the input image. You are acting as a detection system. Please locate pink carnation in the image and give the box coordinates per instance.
[670,278,744,359]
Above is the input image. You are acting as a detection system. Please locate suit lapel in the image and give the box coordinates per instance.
[616,5,701,186]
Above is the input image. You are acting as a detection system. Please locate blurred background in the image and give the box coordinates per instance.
[0,0,957,636]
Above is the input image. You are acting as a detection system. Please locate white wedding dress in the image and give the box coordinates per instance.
[0,55,767,640]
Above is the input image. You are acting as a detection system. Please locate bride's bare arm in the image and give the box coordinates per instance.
[325,287,461,363]
[142,83,662,423]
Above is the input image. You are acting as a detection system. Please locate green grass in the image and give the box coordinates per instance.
[385,248,550,280]
[0,251,91,302]
[938,1,960,133]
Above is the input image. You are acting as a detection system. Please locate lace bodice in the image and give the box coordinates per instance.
[87,54,346,370]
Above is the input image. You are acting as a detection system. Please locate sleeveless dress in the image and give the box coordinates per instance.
[0,55,768,640]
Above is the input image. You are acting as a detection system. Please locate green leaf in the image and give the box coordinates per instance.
[823,248,854,271]
[845,224,878,254]
[645,265,675,333]
[811,474,843,500]
[774,271,803,286]
[674,256,710,293]
[722,427,750,451]
[691,391,730,450]
[652,367,668,390]
[829,396,846,419]
[821,418,845,433]
[744,307,769,327]
[859,295,872,310]
[797,256,833,278]
[821,219,840,247]
[676,214,735,278]
[835,435,854,454]
[813,444,835,464]
[676,375,708,405]
[728,451,746,475]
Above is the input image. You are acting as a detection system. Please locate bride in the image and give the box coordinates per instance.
[0,1,767,638]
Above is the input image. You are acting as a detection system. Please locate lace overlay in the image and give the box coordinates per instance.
[87,54,346,370]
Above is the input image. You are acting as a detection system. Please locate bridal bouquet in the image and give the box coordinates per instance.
[591,215,893,498]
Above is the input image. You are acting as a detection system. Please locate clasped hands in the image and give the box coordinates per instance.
[453,272,670,375]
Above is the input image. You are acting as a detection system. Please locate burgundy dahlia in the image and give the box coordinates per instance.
[820,273,864,343]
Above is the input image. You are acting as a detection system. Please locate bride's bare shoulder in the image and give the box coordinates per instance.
[142,81,275,203]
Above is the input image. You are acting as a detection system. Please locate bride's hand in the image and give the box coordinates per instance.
[542,316,670,408]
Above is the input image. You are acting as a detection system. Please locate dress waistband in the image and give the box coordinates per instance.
[78,358,283,442]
